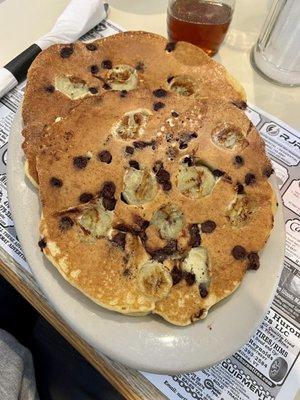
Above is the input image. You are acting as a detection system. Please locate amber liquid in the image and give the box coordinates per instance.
[167,0,233,56]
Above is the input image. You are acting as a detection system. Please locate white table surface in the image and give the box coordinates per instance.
[0,0,299,130]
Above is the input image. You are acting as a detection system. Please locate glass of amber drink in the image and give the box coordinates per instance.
[167,0,235,56]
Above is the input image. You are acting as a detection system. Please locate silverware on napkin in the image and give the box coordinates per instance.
[0,0,107,98]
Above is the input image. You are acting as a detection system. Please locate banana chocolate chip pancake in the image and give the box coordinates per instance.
[22,30,246,185]
[36,89,194,216]
[36,91,275,325]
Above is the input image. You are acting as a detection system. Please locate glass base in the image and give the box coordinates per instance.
[250,46,300,88]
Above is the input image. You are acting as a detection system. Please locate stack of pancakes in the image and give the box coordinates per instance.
[22,31,275,326]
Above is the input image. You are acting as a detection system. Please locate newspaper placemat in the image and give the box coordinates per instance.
[0,19,122,273]
[143,107,300,400]
[0,18,299,400]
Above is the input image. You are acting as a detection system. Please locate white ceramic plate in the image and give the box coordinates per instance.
[7,108,285,374]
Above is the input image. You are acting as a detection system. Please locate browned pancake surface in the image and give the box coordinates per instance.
[22,31,246,183]
[36,93,275,325]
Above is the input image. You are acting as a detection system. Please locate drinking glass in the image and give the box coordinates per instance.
[251,0,300,86]
[167,0,235,56]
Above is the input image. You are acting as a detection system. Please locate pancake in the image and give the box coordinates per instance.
[36,93,275,325]
[36,89,195,216]
[22,30,246,184]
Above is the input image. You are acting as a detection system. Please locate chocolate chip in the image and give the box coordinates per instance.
[185,272,196,286]
[247,252,260,270]
[133,215,150,231]
[153,162,172,190]
[165,42,176,52]
[135,62,144,71]
[60,46,73,58]
[85,43,98,51]
[59,216,74,231]
[245,173,256,185]
[129,160,140,170]
[171,266,183,285]
[171,111,179,117]
[100,181,116,198]
[79,192,93,203]
[133,141,147,149]
[102,197,117,211]
[73,156,90,169]
[115,223,133,233]
[120,90,127,98]
[201,220,216,233]
[153,101,165,111]
[114,220,146,242]
[179,142,188,150]
[153,88,167,98]
[263,166,274,178]
[89,87,98,94]
[44,85,55,93]
[212,169,225,177]
[199,283,208,298]
[156,168,170,184]
[167,75,174,83]
[183,156,194,166]
[232,100,247,110]
[162,181,172,191]
[98,150,112,164]
[179,132,198,149]
[103,83,111,90]
[100,181,117,210]
[234,155,244,167]
[232,245,247,260]
[125,146,134,155]
[149,240,177,262]
[236,182,244,194]
[112,232,126,249]
[50,177,63,188]
[90,64,99,74]
[38,238,47,251]
[101,59,112,69]
[189,224,201,247]
[182,132,197,141]
[133,140,156,150]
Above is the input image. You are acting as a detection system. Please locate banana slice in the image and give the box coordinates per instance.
[55,75,90,99]
[106,65,138,91]
[77,201,112,238]
[112,108,152,140]
[122,167,158,205]
[177,163,215,198]
[151,204,185,240]
[137,261,172,300]
[182,247,211,285]
[168,75,196,96]
[226,195,254,227]
[211,124,247,149]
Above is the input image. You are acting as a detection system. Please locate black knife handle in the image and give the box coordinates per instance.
[4,44,42,83]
